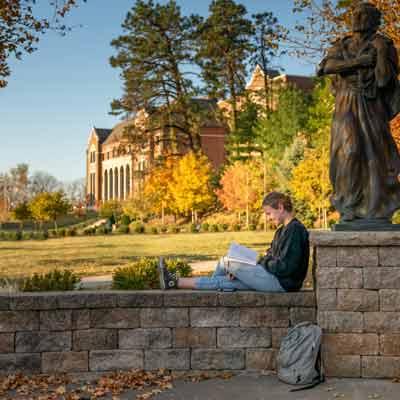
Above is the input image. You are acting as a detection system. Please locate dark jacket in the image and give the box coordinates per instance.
[258,218,309,292]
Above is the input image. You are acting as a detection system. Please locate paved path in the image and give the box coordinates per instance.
[80,260,217,289]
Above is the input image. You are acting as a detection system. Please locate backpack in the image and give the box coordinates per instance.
[277,321,324,391]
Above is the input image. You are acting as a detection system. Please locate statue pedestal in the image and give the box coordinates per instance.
[333,220,400,231]
[311,231,400,378]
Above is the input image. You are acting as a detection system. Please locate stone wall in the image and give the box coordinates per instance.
[313,231,400,378]
[0,290,315,375]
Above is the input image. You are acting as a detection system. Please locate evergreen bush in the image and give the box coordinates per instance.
[19,269,80,292]
[201,222,209,232]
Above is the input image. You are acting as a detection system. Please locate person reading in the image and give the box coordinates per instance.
[158,192,310,292]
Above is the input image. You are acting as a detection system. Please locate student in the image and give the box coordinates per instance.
[158,192,310,292]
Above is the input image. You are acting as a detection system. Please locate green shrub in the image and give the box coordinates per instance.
[48,229,57,238]
[219,223,229,231]
[0,231,6,240]
[201,223,209,232]
[96,225,111,235]
[83,227,96,235]
[120,214,131,226]
[22,231,34,240]
[160,225,168,233]
[392,210,400,224]
[117,225,130,234]
[189,223,198,233]
[209,224,219,232]
[248,223,256,231]
[170,226,180,234]
[131,222,145,234]
[231,223,241,231]
[150,226,158,234]
[19,269,80,292]
[58,228,67,237]
[112,257,192,290]
[66,227,77,237]
[35,231,48,240]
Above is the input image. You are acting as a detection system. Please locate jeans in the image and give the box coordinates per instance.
[194,256,285,292]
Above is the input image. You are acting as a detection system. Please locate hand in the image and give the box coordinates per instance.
[228,273,236,281]
[357,52,376,67]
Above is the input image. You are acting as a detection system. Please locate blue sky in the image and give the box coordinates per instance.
[0,0,316,182]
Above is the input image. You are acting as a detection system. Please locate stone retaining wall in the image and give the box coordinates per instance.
[313,231,400,378]
[0,290,315,374]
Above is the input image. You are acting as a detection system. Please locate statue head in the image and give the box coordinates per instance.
[352,2,381,33]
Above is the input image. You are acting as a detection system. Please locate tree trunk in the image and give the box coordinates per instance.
[161,204,165,225]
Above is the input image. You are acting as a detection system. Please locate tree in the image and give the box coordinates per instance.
[63,178,86,205]
[143,158,176,223]
[254,86,310,162]
[29,191,70,230]
[110,0,203,155]
[289,147,332,228]
[196,0,254,130]
[0,0,86,88]
[169,152,214,222]
[216,159,268,227]
[11,201,31,229]
[99,200,122,219]
[28,171,60,197]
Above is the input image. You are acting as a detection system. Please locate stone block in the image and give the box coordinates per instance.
[0,311,39,332]
[191,349,245,370]
[0,353,41,374]
[218,292,264,307]
[290,307,316,325]
[337,247,378,267]
[42,351,88,373]
[173,328,216,348]
[364,312,400,333]
[323,354,361,377]
[379,247,400,267]
[246,349,277,371]
[16,331,71,353]
[317,268,362,289]
[337,289,379,311]
[57,293,89,309]
[165,291,218,307]
[217,327,271,348]
[141,308,188,327]
[145,349,189,370]
[322,334,379,356]
[72,309,90,329]
[10,294,58,310]
[272,328,288,349]
[311,232,400,247]
[73,329,117,351]
[90,350,143,371]
[362,356,400,378]
[40,310,72,331]
[0,294,9,310]
[91,308,140,329]
[318,311,363,333]
[364,268,400,289]
[119,328,171,349]
[85,293,117,308]
[380,334,400,356]
[239,307,289,328]
[118,291,163,307]
[317,289,337,310]
[0,333,14,353]
[316,247,337,267]
[263,292,316,308]
[190,308,239,327]
[380,290,400,311]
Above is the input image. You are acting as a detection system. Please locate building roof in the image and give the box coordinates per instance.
[93,128,112,144]
[102,120,136,146]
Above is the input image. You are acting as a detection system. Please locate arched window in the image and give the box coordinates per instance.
[109,169,113,200]
[104,170,108,201]
[114,167,119,199]
[126,165,131,198]
[120,166,124,200]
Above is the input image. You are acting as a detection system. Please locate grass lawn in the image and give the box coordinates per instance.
[0,231,275,279]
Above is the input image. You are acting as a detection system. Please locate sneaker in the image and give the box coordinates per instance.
[158,257,178,290]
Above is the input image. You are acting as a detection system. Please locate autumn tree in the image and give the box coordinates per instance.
[110,0,204,155]
[216,160,268,227]
[169,152,214,222]
[11,201,31,229]
[0,0,86,88]
[196,0,254,130]
[29,191,70,230]
[290,148,331,228]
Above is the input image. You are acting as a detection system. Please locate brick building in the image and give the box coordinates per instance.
[86,67,314,206]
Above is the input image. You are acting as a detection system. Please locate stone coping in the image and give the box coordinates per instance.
[310,231,400,246]
[0,290,315,310]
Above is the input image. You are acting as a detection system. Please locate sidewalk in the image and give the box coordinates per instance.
[80,260,217,289]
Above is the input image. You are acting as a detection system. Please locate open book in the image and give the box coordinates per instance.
[226,242,259,266]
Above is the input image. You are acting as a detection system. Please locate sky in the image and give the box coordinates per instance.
[0,0,316,182]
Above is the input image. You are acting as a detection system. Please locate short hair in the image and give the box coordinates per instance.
[262,192,293,212]
[354,2,381,29]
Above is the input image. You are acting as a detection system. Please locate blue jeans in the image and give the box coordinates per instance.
[194,257,285,292]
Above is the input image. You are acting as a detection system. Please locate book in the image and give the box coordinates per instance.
[226,242,259,266]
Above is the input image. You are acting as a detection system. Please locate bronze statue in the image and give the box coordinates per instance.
[318,2,400,230]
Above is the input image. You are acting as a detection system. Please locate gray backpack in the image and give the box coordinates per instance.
[277,321,324,391]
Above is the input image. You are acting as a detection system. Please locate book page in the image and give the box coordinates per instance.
[227,242,258,266]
